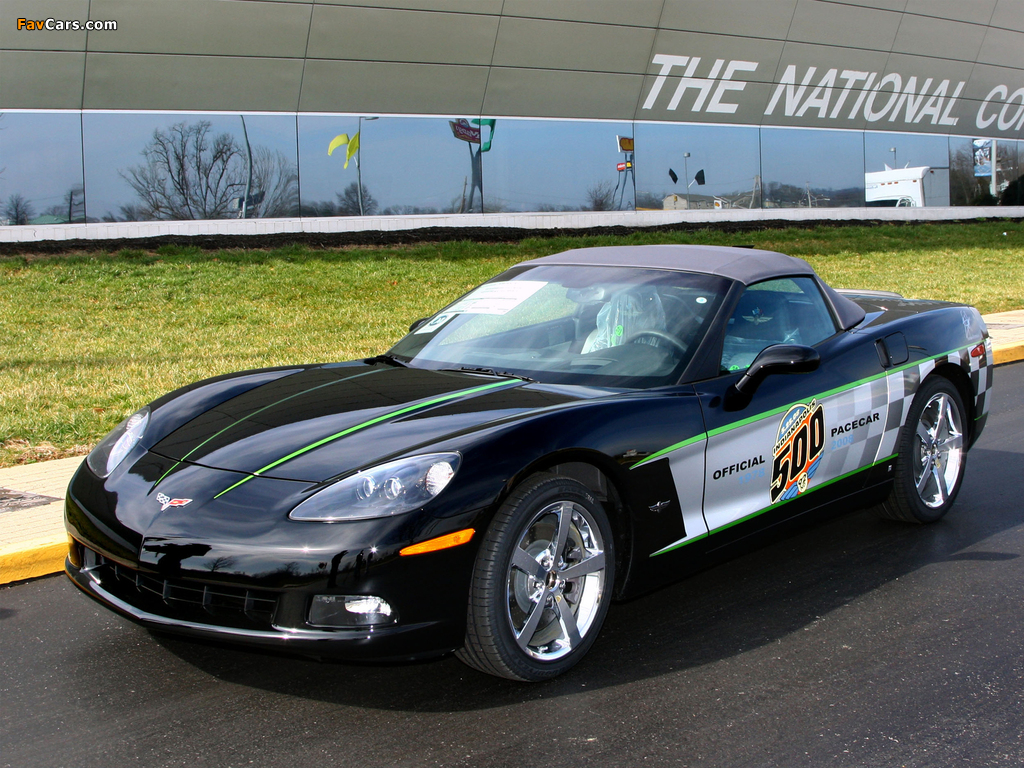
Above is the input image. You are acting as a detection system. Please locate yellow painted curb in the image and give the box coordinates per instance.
[994,342,1024,366]
[0,538,67,585]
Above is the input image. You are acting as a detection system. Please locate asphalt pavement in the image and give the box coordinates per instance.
[2,361,1023,768]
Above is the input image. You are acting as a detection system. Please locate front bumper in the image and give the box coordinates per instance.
[63,455,486,661]
[65,552,451,660]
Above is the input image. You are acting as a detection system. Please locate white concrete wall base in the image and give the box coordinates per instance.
[1,207,1020,244]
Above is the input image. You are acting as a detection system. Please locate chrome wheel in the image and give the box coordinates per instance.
[458,473,615,680]
[506,500,607,661]
[913,391,964,509]
[878,376,968,524]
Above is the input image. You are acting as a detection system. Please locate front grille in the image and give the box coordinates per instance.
[85,548,279,630]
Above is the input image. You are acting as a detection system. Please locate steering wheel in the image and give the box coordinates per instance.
[623,330,688,355]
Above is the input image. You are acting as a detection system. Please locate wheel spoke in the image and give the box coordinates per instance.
[552,502,574,560]
[933,462,949,503]
[512,547,547,582]
[916,421,933,448]
[917,454,934,495]
[939,433,963,452]
[558,551,605,581]
[934,395,948,438]
[514,592,547,650]
[553,595,582,648]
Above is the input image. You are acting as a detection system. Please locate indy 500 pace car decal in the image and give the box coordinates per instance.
[642,337,992,557]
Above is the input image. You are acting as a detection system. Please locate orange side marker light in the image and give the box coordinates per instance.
[400,528,475,556]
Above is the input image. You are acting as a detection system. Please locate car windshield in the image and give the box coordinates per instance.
[387,264,730,388]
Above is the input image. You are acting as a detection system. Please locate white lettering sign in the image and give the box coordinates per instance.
[640,53,1023,133]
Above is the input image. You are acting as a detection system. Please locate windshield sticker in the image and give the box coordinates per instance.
[414,312,458,334]
[445,281,547,315]
[770,399,825,503]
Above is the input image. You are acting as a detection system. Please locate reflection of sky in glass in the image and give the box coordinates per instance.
[864,131,951,206]
[83,113,297,220]
[483,120,633,212]
[863,131,948,173]
[760,128,864,204]
[0,113,84,216]
[634,123,760,206]
[298,116,475,212]
[7,110,1014,219]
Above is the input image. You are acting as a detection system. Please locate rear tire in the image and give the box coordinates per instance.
[878,375,967,524]
[457,473,614,681]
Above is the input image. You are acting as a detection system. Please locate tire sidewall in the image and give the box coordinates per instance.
[480,475,615,681]
[895,375,968,523]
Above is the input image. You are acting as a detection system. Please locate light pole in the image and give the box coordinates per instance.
[683,152,691,209]
[355,116,379,216]
[889,146,897,169]
[240,115,254,218]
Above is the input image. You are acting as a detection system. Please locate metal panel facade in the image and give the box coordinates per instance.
[0,0,1020,140]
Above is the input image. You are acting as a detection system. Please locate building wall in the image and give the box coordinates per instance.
[1,0,1022,225]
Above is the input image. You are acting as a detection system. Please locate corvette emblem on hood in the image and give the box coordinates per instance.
[156,493,192,512]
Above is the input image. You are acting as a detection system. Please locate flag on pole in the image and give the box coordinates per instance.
[328,132,361,169]
[473,119,497,152]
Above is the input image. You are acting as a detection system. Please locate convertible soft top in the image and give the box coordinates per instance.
[520,245,812,285]
[520,244,865,331]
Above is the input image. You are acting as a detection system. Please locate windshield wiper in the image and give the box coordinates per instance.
[441,366,536,383]
[365,354,410,368]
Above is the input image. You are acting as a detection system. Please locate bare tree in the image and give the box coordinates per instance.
[250,147,298,218]
[120,121,299,220]
[585,180,616,211]
[121,121,243,219]
[337,182,378,216]
[3,193,34,225]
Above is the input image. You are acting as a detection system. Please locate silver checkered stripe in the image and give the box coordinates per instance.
[947,340,993,421]
[875,341,990,461]
[972,337,994,419]
[826,376,890,477]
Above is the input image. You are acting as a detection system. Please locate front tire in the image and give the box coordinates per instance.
[878,375,967,524]
[457,474,614,681]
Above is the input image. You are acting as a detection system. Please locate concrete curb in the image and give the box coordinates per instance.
[0,539,69,584]
[994,342,1024,366]
[2,315,1024,586]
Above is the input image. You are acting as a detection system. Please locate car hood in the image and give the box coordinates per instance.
[148,363,585,483]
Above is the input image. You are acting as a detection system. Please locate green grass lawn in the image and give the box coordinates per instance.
[1,221,1021,467]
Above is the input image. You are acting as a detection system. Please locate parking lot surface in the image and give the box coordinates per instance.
[2,362,1023,768]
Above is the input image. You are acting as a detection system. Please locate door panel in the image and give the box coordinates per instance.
[699,340,889,536]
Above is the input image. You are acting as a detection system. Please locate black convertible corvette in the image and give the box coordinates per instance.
[66,245,993,681]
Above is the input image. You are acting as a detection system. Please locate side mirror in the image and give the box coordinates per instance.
[408,317,429,333]
[726,344,820,410]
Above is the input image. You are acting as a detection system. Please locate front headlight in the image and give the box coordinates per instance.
[289,452,461,522]
[86,406,150,478]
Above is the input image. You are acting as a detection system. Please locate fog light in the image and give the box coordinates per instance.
[67,536,83,569]
[308,594,396,628]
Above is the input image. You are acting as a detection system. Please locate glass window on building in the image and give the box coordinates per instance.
[0,112,84,225]
[997,140,1022,206]
[481,119,635,213]
[633,123,760,211]
[760,127,865,208]
[863,131,950,207]
[298,115,481,216]
[948,135,1018,206]
[83,112,298,222]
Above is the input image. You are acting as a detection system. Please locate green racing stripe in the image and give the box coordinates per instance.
[152,369,383,489]
[632,342,974,470]
[212,379,520,498]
